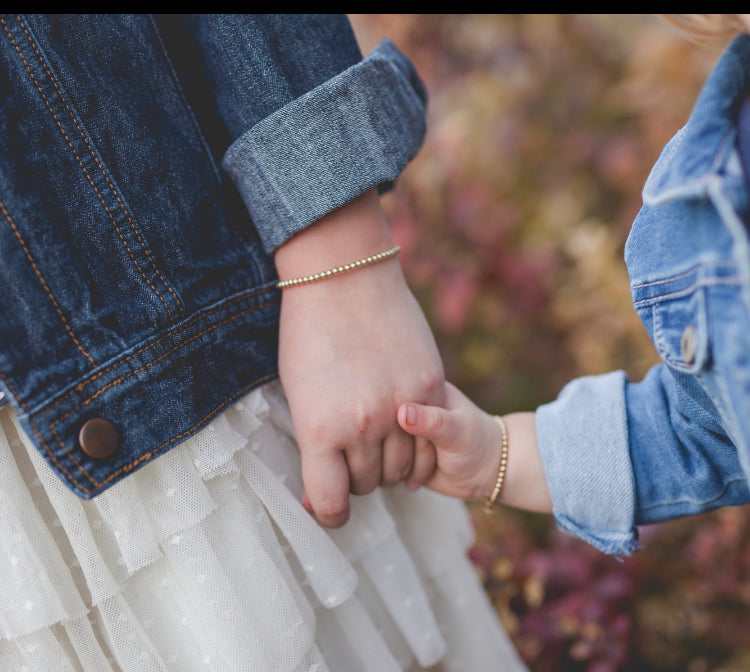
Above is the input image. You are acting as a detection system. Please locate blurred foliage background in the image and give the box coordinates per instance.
[349,14,750,671]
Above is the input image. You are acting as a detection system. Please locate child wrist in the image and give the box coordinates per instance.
[483,415,509,514]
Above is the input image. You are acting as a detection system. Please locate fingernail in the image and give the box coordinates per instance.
[406,481,421,491]
[404,404,418,426]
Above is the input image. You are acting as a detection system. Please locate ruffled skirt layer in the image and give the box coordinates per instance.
[0,382,526,671]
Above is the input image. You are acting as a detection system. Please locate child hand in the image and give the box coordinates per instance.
[397,383,553,513]
[397,382,504,500]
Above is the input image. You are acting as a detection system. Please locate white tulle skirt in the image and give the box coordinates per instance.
[0,381,526,671]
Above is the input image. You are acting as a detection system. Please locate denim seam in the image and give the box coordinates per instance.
[632,275,739,306]
[638,476,749,513]
[147,15,222,185]
[145,14,269,286]
[652,289,707,371]
[3,15,180,321]
[17,15,184,317]
[0,198,96,366]
[33,284,275,416]
[651,304,669,369]
[52,296,279,425]
[91,370,277,491]
[708,328,750,456]
[631,259,736,290]
[30,369,279,495]
[29,293,280,493]
[642,129,734,208]
[0,367,26,413]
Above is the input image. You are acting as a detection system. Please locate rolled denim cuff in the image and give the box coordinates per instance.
[535,370,640,556]
[222,39,427,255]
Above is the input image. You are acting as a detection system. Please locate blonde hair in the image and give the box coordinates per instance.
[661,14,750,43]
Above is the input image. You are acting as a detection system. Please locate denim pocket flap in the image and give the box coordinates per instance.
[652,287,709,374]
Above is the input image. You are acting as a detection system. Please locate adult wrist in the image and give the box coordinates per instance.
[274,190,395,281]
[276,246,400,289]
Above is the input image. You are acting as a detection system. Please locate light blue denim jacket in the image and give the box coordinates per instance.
[536,35,750,556]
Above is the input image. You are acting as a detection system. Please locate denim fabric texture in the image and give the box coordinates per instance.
[0,14,427,498]
[536,35,750,555]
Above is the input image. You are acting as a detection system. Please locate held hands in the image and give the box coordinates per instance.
[397,383,554,514]
[276,191,445,528]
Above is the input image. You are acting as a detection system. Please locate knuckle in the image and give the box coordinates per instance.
[315,497,349,525]
[302,419,330,447]
[419,366,445,399]
[350,470,379,495]
[383,445,414,485]
[381,472,401,486]
[350,480,375,495]
[352,401,373,439]
[323,513,349,529]
[398,456,415,482]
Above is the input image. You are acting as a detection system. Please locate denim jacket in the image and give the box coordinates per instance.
[0,14,427,498]
[536,35,750,556]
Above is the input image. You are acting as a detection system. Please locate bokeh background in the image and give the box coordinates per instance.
[349,14,750,671]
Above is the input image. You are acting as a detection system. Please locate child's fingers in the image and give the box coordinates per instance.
[398,402,456,445]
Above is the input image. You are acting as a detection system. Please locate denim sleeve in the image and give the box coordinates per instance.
[221,39,426,254]
[625,365,750,523]
[158,14,426,255]
[535,370,640,556]
[536,364,750,556]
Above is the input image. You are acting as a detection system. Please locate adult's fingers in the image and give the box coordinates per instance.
[300,447,352,528]
[405,435,437,489]
[345,442,382,495]
[381,431,414,486]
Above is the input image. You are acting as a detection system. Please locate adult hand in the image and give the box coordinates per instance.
[276,190,445,527]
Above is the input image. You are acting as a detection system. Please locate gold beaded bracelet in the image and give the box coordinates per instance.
[483,415,509,514]
[276,245,401,289]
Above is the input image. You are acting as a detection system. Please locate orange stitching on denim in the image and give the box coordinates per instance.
[16,16,184,316]
[28,409,99,488]
[42,366,276,494]
[0,367,27,413]
[93,371,277,489]
[50,370,277,494]
[0,361,87,485]
[2,17,175,321]
[53,286,272,409]
[0,200,96,366]
[36,295,278,490]
[53,297,278,428]
[142,14,270,288]
[0,371,85,493]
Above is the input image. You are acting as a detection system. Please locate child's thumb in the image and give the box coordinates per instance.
[398,402,452,443]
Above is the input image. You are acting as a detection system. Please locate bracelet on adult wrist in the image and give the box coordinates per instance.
[483,415,509,514]
[275,245,401,289]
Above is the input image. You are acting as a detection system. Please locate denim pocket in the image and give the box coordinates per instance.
[632,265,713,375]
[652,287,709,374]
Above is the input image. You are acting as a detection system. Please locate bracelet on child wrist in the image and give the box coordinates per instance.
[483,415,509,514]
[276,245,401,289]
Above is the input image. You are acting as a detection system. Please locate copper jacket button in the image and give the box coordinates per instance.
[78,418,119,459]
